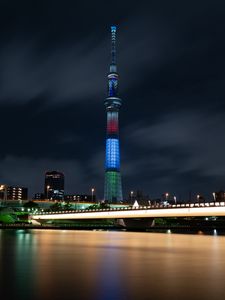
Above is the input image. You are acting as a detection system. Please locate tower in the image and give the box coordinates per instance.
[104,26,123,203]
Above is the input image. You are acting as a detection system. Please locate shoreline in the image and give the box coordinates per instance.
[1,223,225,234]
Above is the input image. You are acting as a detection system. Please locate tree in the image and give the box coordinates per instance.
[23,201,39,209]
[50,202,63,211]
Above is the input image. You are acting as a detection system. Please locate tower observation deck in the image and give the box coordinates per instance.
[104,26,123,203]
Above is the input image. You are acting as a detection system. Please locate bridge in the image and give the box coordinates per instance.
[31,202,225,227]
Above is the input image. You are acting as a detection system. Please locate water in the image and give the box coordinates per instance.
[1,229,225,300]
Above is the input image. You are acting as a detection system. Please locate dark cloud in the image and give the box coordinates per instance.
[123,109,225,197]
[0,0,225,199]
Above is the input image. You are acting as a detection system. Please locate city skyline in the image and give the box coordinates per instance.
[0,1,225,199]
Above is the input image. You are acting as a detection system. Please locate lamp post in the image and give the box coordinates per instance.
[197,194,200,204]
[212,192,216,203]
[165,193,169,202]
[91,188,95,202]
[130,191,134,203]
[0,185,4,206]
[47,185,50,200]
[0,185,7,206]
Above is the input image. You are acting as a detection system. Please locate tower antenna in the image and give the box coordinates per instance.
[110,25,117,73]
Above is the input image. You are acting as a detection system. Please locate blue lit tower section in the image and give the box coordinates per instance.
[104,26,123,202]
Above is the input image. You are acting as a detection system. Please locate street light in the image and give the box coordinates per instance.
[212,192,216,203]
[130,191,134,203]
[91,188,95,202]
[0,185,4,206]
[47,185,50,200]
[197,194,200,204]
[0,184,7,205]
[165,193,169,201]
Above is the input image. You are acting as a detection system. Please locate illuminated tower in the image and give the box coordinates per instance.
[104,26,123,203]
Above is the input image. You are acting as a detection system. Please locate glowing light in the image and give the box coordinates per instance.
[105,138,120,169]
[108,120,118,133]
[104,171,122,200]
[111,26,116,32]
[108,78,118,97]
[33,205,225,220]
[107,111,119,134]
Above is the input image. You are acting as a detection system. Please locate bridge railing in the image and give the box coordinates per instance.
[31,201,225,216]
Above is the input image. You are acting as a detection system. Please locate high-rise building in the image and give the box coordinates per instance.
[44,171,64,200]
[104,26,123,203]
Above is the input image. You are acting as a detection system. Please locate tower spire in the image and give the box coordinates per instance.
[110,25,117,73]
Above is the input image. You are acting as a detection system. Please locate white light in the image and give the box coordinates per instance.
[32,206,225,220]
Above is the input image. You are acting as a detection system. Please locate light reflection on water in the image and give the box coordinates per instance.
[1,229,225,300]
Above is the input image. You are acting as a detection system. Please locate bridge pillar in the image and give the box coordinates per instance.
[117,218,155,230]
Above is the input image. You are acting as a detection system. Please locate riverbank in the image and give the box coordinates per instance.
[1,223,225,234]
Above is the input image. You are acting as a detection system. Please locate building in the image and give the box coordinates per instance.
[215,190,225,201]
[0,185,28,200]
[33,193,45,200]
[104,26,123,203]
[64,194,96,203]
[128,190,150,205]
[44,171,64,200]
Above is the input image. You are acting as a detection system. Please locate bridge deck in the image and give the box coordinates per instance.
[31,202,225,220]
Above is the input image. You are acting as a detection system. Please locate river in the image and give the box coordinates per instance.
[0,229,225,300]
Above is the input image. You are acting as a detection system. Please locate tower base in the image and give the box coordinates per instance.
[104,171,122,203]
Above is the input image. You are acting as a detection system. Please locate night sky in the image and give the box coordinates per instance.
[0,0,225,200]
